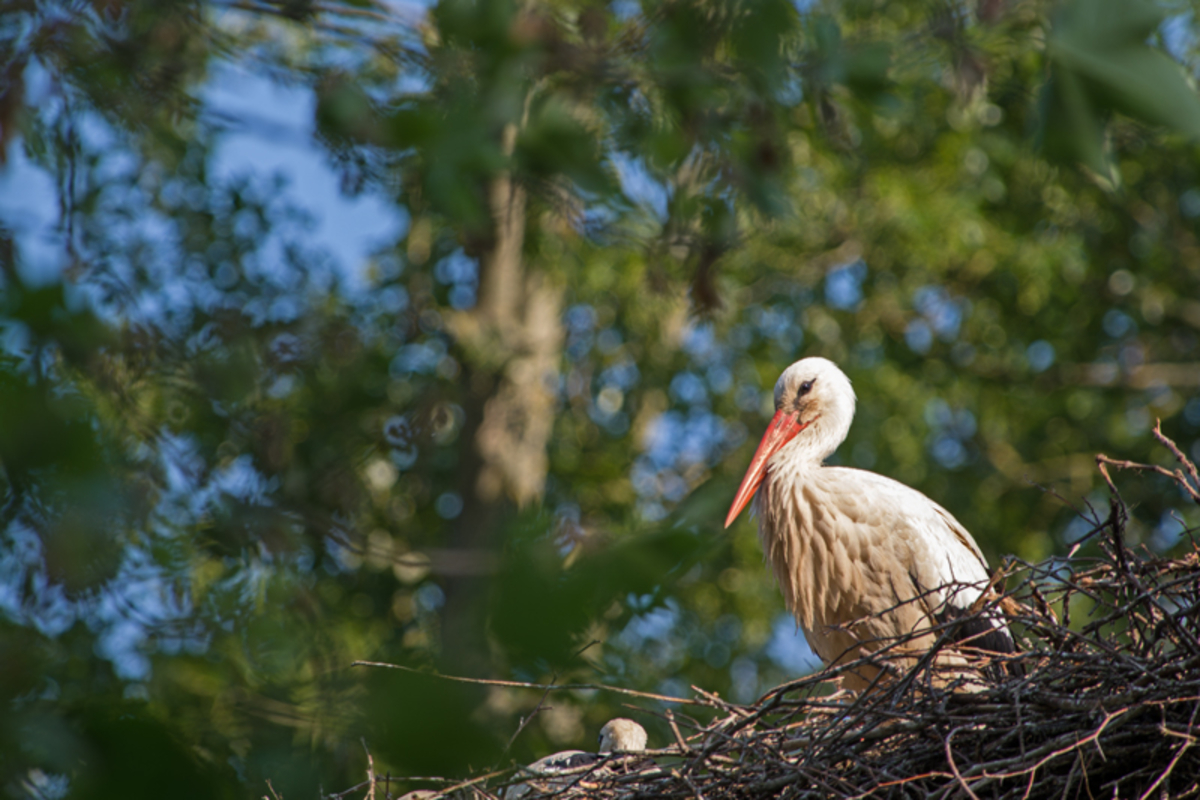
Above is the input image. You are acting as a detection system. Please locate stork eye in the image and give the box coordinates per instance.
[798,379,815,397]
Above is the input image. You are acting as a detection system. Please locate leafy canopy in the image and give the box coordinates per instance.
[2,0,1199,797]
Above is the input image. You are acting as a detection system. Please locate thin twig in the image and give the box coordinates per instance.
[361,738,375,800]
[944,728,982,800]
[351,661,701,706]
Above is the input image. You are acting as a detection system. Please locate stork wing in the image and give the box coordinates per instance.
[825,467,1014,654]
[914,494,1016,656]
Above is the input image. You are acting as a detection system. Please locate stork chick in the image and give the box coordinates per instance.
[598,718,648,754]
[506,718,649,799]
[726,357,1017,690]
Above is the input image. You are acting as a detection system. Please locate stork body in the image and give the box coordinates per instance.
[726,358,1015,690]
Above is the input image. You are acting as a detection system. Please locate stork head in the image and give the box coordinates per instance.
[724,357,856,528]
[597,718,648,753]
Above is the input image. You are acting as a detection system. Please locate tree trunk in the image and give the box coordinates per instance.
[440,123,564,671]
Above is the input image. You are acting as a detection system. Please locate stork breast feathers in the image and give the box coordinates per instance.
[775,467,989,606]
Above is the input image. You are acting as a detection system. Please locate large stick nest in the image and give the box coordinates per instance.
[350,429,1200,800]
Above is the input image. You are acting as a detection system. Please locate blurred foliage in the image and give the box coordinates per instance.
[2,0,1200,797]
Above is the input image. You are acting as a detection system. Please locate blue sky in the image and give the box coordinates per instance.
[1,58,405,292]
[203,60,406,291]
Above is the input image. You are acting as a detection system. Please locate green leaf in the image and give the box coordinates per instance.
[729,0,798,91]
[1039,68,1112,180]
[0,365,102,481]
[314,76,381,144]
[1047,0,1200,144]
[515,97,612,193]
[1053,0,1163,51]
[1051,42,1200,136]
[364,667,501,777]
[382,104,438,150]
[74,703,240,800]
[491,513,704,670]
[843,41,891,92]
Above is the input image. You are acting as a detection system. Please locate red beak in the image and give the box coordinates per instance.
[724,409,808,528]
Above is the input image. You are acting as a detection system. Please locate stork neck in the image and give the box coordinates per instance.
[775,416,847,469]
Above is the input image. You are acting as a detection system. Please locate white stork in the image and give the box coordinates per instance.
[725,357,1017,690]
